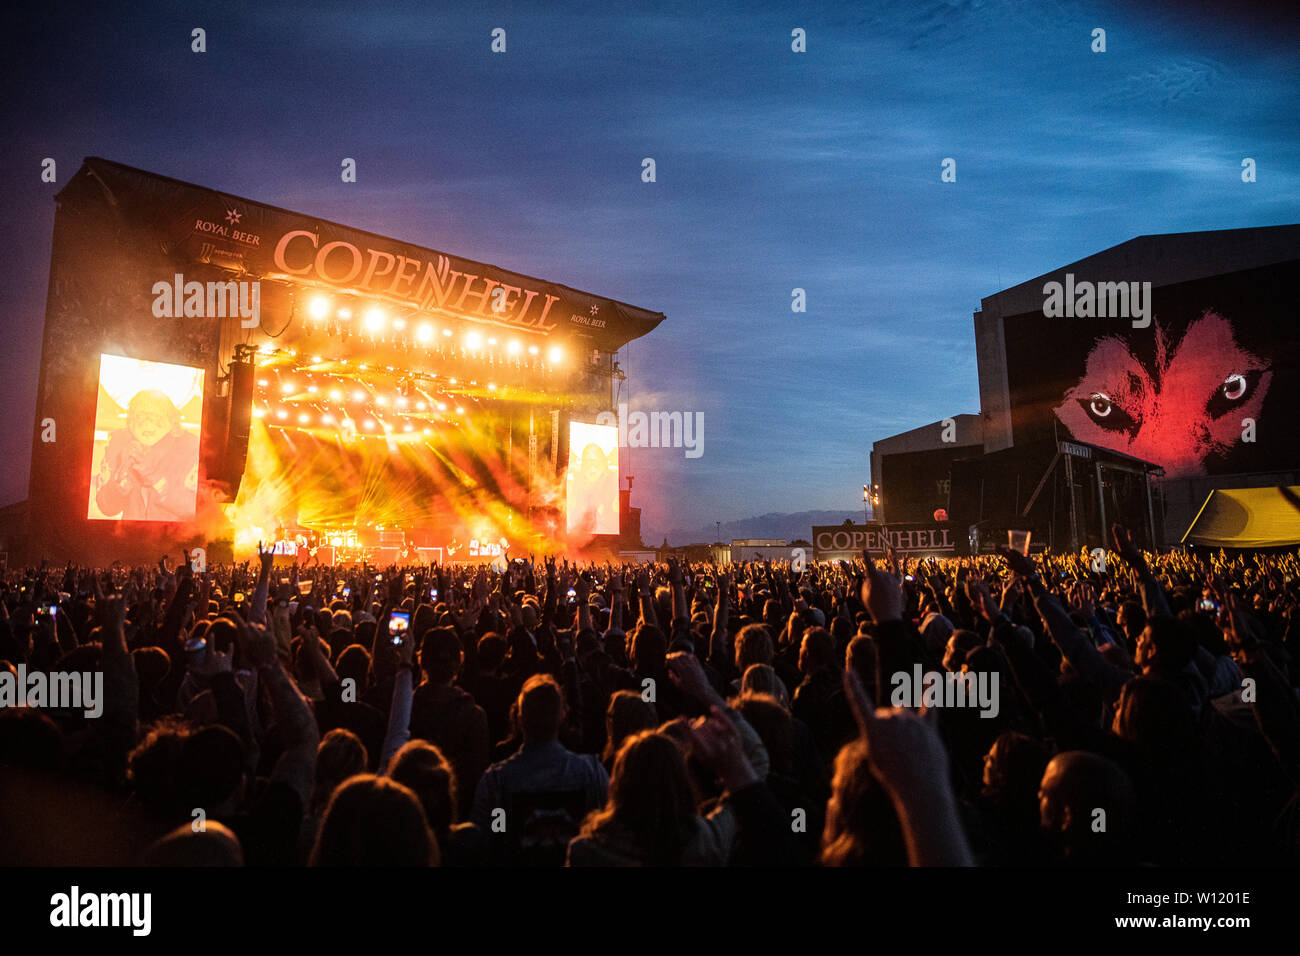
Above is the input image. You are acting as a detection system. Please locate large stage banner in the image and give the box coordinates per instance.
[812,522,956,562]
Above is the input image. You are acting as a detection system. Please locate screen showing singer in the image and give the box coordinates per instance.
[87,354,204,522]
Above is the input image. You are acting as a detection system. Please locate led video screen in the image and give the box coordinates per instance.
[87,354,205,522]
[1001,261,1299,479]
[566,421,619,535]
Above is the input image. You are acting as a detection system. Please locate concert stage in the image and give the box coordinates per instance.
[21,158,665,565]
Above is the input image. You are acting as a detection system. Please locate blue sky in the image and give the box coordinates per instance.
[3,0,1297,542]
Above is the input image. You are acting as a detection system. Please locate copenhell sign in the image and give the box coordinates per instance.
[812,523,955,561]
[65,157,665,351]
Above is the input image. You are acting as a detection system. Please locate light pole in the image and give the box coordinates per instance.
[862,485,869,526]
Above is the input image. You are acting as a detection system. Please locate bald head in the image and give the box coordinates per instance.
[1038,751,1137,864]
[143,820,244,866]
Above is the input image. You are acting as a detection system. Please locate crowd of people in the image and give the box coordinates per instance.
[1,523,1298,866]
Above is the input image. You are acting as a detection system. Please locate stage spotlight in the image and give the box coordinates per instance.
[528,344,539,356]
[415,401,427,411]
[337,307,353,319]
[307,385,318,394]
[488,383,497,391]
[437,402,447,411]
[417,322,434,343]
[442,327,453,337]
[276,409,288,420]
[257,378,269,388]
[395,396,408,409]
[507,339,522,355]
[465,330,483,351]
[423,427,432,435]
[352,389,366,403]
[363,418,376,431]
[455,406,465,415]
[298,413,310,424]
[253,408,267,418]
[487,337,498,346]
[404,423,414,432]
[393,318,407,331]
[364,307,386,332]
[449,377,458,385]
[321,413,335,425]
[548,345,565,364]
[376,395,388,406]
[329,389,343,402]
[259,343,275,354]
[280,382,295,395]
[308,296,330,319]
[311,355,323,364]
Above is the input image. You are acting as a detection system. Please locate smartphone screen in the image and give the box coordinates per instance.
[388,610,411,644]
[342,587,351,598]
[430,588,439,600]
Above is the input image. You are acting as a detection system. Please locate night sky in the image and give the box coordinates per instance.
[4,0,1298,544]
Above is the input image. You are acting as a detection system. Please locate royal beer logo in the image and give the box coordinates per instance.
[191,207,262,246]
[272,230,560,332]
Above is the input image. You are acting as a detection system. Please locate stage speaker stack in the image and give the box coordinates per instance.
[224,358,255,499]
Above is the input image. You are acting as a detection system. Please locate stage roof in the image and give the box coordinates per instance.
[1181,486,1300,548]
[58,157,666,352]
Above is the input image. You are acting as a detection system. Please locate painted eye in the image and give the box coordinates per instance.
[1222,374,1247,401]
[1089,393,1112,417]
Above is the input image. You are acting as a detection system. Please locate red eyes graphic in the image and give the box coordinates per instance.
[1054,312,1272,478]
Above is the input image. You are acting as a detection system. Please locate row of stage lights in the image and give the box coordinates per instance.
[251,354,481,440]
[303,294,568,367]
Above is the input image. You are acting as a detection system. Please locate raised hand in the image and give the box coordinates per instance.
[1110,523,1146,573]
[237,619,278,669]
[686,705,757,792]
[843,666,945,799]
[860,547,904,624]
[996,543,1037,579]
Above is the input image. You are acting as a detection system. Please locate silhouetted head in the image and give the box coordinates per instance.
[741,663,789,709]
[1038,751,1137,864]
[518,673,566,745]
[389,740,458,836]
[309,774,437,866]
[603,690,658,765]
[581,730,696,865]
[419,627,462,684]
[143,820,244,866]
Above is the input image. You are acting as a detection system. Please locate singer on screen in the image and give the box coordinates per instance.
[94,390,200,521]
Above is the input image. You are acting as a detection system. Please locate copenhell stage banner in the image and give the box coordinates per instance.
[59,157,665,352]
[812,523,956,561]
